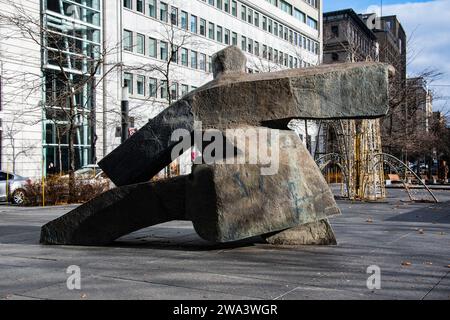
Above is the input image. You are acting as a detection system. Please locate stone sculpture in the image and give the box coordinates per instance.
[40,46,392,246]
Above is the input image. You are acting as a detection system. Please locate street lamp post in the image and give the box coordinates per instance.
[121,85,129,144]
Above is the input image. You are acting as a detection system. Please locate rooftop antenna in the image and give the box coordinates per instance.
[381,0,383,17]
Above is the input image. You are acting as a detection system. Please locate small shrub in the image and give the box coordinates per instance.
[24,175,110,206]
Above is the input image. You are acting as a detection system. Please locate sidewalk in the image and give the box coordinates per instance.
[0,189,449,300]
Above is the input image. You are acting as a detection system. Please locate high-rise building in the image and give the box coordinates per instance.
[0,0,322,178]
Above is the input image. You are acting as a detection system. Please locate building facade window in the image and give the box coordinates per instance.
[307,17,318,30]
[191,50,198,68]
[136,33,145,54]
[181,48,188,66]
[160,41,168,60]
[224,0,230,13]
[216,25,223,43]
[181,84,189,97]
[254,12,259,27]
[232,32,237,45]
[171,45,178,63]
[181,11,188,30]
[123,30,133,51]
[208,22,215,40]
[207,56,212,72]
[190,15,197,33]
[294,8,306,23]
[247,8,253,24]
[224,29,230,44]
[159,2,168,22]
[231,1,237,16]
[170,83,178,100]
[136,0,143,13]
[160,80,168,99]
[148,37,157,57]
[331,25,339,37]
[124,0,132,9]
[200,18,206,36]
[124,73,133,94]
[199,53,206,71]
[241,5,246,21]
[241,36,246,51]
[280,0,292,15]
[136,75,145,95]
[149,78,157,97]
[171,7,178,25]
[148,0,156,18]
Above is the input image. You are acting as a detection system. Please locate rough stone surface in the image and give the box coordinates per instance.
[262,219,337,245]
[191,61,392,130]
[186,129,340,242]
[212,46,247,78]
[99,47,391,186]
[40,176,187,245]
[98,99,193,187]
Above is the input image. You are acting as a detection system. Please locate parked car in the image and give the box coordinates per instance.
[0,171,31,205]
[60,164,103,180]
[61,165,113,191]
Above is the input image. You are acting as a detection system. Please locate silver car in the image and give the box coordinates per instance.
[0,171,30,205]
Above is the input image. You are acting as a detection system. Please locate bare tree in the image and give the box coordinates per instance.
[0,2,121,202]
[2,112,36,173]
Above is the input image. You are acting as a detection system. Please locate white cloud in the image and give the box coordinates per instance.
[366,0,450,113]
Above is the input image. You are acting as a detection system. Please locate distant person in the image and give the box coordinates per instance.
[47,162,57,175]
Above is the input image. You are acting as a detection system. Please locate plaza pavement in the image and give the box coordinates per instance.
[0,188,449,300]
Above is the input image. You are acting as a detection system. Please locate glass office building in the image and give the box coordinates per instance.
[42,0,102,173]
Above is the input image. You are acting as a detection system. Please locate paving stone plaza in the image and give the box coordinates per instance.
[1,188,449,300]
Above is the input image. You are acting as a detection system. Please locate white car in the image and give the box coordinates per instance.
[0,171,31,205]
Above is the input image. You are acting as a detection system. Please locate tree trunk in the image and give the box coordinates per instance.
[57,127,63,175]
[68,96,76,203]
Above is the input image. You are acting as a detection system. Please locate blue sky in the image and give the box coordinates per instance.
[324,0,428,12]
[323,0,450,114]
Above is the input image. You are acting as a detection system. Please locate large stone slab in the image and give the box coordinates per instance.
[40,176,187,246]
[99,46,392,186]
[186,129,340,242]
